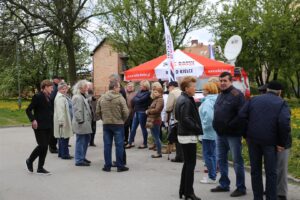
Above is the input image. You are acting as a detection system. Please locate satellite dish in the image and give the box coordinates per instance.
[224,35,243,61]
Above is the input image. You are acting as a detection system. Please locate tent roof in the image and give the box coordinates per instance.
[124,50,236,80]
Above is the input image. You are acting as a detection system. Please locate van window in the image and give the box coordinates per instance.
[196,78,209,91]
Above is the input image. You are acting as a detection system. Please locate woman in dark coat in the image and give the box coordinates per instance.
[26,80,54,175]
[175,76,202,200]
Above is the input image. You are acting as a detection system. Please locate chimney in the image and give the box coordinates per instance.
[191,40,198,46]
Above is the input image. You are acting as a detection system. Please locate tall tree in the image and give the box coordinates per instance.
[97,0,207,66]
[210,0,299,91]
[5,0,107,85]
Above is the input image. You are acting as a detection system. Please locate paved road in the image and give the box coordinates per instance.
[0,125,299,200]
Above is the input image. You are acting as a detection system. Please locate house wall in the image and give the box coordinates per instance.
[183,43,209,58]
[93,43,121,96]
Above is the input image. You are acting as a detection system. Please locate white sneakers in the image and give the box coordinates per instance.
[200,177,217,184]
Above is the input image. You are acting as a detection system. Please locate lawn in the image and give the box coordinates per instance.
[0,99,30,126]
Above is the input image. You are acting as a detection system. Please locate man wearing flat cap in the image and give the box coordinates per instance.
[165,81,183,162]
[239,80,291,200]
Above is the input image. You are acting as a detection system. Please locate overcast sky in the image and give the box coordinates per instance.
[84,0,222,52]
[85,22,215,52]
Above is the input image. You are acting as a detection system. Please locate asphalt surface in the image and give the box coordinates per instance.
[0,124,299,200]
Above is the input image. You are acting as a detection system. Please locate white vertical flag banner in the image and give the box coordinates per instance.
[163,17,175,82]
[209,44,215,60]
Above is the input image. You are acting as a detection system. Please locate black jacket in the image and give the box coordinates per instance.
[26,92,53,130]
[213,86,245,137]
[132,90,151,112]
[175,92,202,136]
[239,92,292,148]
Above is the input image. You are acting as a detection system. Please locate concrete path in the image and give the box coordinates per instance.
[0,124,299,200]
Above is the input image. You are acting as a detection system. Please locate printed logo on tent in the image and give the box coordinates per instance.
[127,73,151,78]
[175,69,193,74]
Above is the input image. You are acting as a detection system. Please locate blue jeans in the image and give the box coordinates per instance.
[202,139,217,180]
[150,124,161,154]
[128,112,148,146]
[216,135,246,192]
[248,141,277,200]
[58,138,70,158]
[103,125,125,169]
[75,134,91,164]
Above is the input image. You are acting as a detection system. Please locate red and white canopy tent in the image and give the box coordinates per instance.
[124,49,244,81]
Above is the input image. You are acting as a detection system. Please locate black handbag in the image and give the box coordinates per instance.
[167,123,178,144]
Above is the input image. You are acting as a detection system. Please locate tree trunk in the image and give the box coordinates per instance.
[273,67,279,80]
[64,37,77,85]
[296,70,300,98]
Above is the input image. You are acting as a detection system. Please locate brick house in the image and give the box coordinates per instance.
[183,40,209,58]
[91,39,128,96]
[91,39,209,95]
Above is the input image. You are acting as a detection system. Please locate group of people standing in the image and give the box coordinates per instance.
[175,72,291,200]
[24,72,291,200]
[25,77,98,174]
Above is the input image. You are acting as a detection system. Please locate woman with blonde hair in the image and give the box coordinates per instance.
[148,81,163,150]
[126,80,151,149]
[199,82,218,184]
[146,87,164,158]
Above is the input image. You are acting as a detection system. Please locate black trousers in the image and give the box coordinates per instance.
[124,118,132,143]
[49,128,57,150]
[28,129,51,169]
[248,141,277,200]
[180,143,197,196]
[90,121,97,145]
[175,142,184,161]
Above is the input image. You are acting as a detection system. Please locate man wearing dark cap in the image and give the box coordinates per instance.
[165,81,183,162]
[258,84,267,94]
[49,75,62,153]
[239,80,291,200]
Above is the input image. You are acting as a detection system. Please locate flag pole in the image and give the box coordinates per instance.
[163,16,175,82]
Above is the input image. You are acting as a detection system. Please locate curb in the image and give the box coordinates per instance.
[0,124,31,129]
[195,153,300,186]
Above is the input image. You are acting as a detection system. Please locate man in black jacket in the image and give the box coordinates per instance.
[49,75,61,153]
[211,72,246,197]
[239,81,291,200]
[26,80,54,175]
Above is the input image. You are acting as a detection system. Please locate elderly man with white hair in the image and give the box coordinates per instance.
[72,80,93,167]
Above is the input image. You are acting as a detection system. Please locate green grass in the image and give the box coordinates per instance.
[0,99,30,126]
[0,109,30,126]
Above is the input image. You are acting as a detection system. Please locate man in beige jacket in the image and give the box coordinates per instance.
[165,81,183,163]
[96,80,129,172]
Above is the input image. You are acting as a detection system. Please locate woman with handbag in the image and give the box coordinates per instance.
[146,87,164,158]
[175,76,202,200]
[53,82,74,159]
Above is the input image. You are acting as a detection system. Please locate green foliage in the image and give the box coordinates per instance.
[97,0,207,66]
[2,0,103,86]
[210,0,300,98]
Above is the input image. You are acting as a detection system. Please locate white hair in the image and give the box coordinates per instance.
[267,88,281,96]
[72,80,89,95]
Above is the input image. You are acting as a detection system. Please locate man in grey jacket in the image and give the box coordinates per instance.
[72,80,93,167]
[165,81,183,162]
[97,80,129,172]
